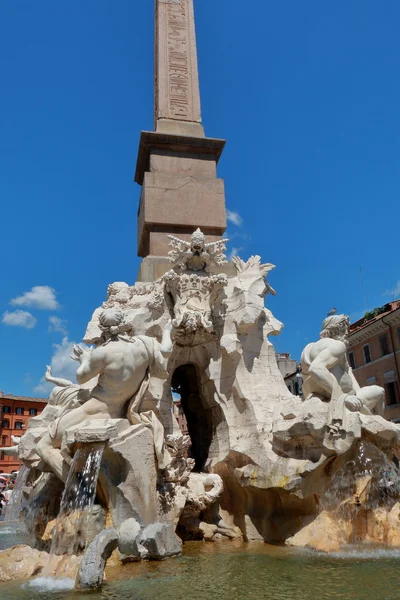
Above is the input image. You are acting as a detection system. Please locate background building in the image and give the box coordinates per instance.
[172,397,188,436]
[348,300,400,422]
[276,353,303,396]
[284,368,303,397]
[0,392,47,473]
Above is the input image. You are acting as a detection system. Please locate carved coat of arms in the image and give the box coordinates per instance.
[163,229,228,345]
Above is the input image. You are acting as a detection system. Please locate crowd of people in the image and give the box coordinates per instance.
[0,471,17,516]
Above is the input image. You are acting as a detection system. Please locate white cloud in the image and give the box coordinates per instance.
[228,231,250,242]
[11,285,59,310]
[48,316,68,335]
[382,281,400,300]
[226,209,243,227]
[2,310,37,329]
[228,246,243,261]
[34,336,81,394]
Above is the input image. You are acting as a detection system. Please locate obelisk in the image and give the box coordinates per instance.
[154,0,203,137]
[135,0,227,281]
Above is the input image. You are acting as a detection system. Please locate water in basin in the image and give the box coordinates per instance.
[0,541,399,600]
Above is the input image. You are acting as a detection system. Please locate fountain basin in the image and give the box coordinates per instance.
[0,541,399,600]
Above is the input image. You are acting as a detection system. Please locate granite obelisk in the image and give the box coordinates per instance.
[135,0,227,281]
[154,0,203,137]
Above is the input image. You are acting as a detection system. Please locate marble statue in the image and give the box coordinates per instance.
[0,435,21,457]
[46,365,92,409]
[301,314,385,434]
[36,308,173,481]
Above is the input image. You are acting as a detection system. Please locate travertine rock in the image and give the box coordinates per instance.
[199,522,218,540]
[387,503,400,546]
[287,511,350,553]
[272,397,364,460]
[183,473,224,517]
[360,414,400,447]
[75,528,118,591]
[0,545,48,582]
[42,505,106,550]
[288,502,400,552]
[176,472,225,541]
[137,523,182,559]
[117,518,142,559]
[46,553,81,579]
[103,423,159,527]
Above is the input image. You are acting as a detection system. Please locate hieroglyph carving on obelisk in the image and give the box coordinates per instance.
[155,0,203,131]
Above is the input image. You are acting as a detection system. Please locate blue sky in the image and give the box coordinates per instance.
[1,0,399,397]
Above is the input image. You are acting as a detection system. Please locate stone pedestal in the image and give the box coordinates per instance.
[135,131,226,258]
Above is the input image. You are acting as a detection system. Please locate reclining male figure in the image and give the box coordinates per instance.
[36,308,172,481]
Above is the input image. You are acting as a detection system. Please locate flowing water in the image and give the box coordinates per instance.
[0,444,105,588]
[0,541,399,600]
[322,440,400,511]
[49,442,104,559]
[4,465,30,522]
[0,521,32,549]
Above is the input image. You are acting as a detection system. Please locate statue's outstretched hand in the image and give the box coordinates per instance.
[71,344,93,363]
[45,365,52,380]
[71,344,85,362]
[344,395,363,412]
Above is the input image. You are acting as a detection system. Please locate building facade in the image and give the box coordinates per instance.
[172,399,189,436]
[0,392,47,473]
[284,369,303,397]
[276,353,303,396]
[276,353,297,379]
[348,301,400,422]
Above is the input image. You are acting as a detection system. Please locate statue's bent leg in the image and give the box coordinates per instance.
[358,385,385,416]
[37,399,111,482]
[36,433,66,482]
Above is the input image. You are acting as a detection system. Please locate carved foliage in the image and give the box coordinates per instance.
[232,255,276,296]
